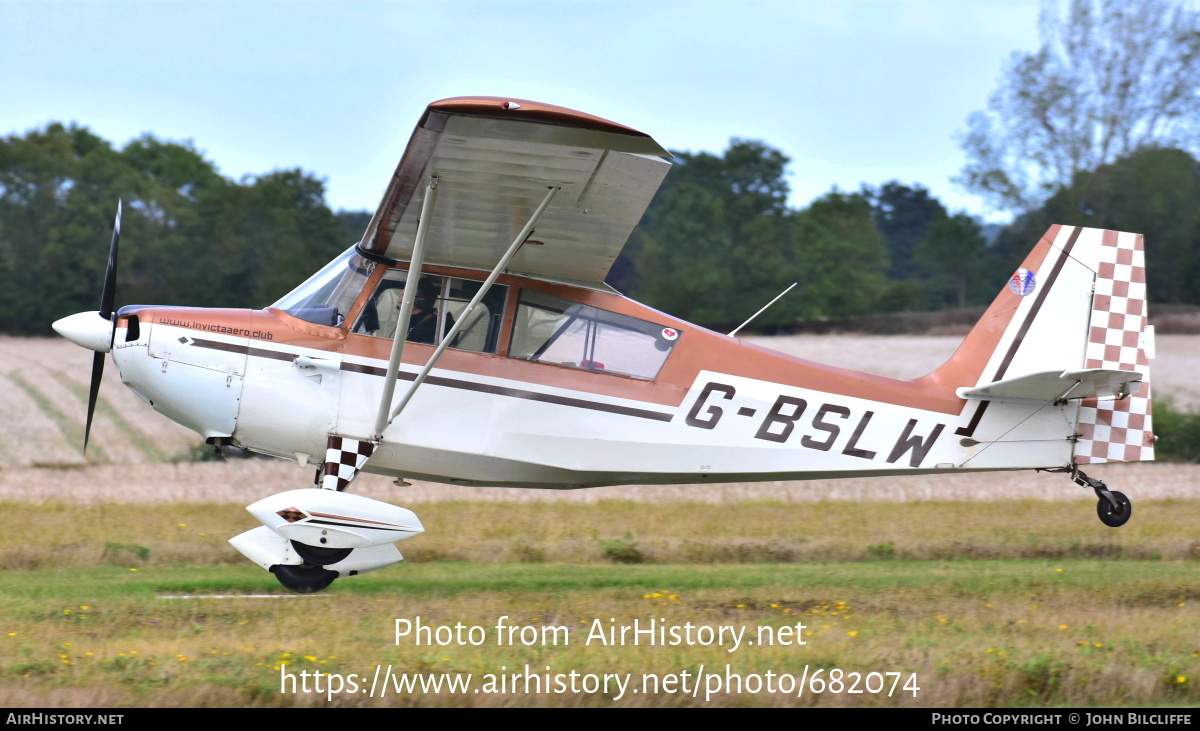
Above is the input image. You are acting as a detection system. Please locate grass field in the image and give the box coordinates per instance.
[1,335,1197,707]
[2,498,1199,707]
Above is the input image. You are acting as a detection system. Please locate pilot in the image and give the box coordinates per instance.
[405,279,453,345]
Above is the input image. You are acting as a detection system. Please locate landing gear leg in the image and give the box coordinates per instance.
[1069,468,1132,528]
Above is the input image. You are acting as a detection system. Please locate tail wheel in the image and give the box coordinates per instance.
[1096,491,1132,528]
[290,540,352,566]
[270,564,338,593]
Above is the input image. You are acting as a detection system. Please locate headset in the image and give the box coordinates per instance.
[412,279,437,310]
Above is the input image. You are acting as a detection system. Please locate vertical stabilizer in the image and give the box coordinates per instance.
[931,226,1155,468]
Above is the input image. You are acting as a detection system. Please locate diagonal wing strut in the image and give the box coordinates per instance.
[371,183,561,440]
[373,176,440,438]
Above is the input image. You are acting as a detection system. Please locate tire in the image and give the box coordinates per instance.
[270,564,338,593]
[290,540,352,566]
[1096,490,1132,528]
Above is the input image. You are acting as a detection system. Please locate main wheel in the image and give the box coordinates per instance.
[290,540,352,566]
[1096,490,1132,528]
[270,564,338,593]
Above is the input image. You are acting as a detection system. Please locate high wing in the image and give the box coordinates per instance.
[358,97,673,289]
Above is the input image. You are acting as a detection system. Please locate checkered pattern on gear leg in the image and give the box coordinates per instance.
[1075,230,1154,464]
[322,435,375,491]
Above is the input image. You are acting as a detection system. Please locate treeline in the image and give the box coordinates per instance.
[611,140,998,330]
[614,140,1200,330]
[2,124,1199,335]
[0,123,365,334]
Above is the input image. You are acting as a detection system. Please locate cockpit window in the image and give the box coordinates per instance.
[352,269,508,354]
[510,290,680,380]
[271,247,374,326]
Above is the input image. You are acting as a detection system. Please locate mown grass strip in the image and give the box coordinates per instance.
[2,559,1198,601]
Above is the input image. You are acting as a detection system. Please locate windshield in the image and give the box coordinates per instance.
[271,247,375,326]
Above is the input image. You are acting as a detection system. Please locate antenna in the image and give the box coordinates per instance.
[727,282,798,337]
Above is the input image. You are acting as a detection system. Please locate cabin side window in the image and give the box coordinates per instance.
[509,290,680,380]
[352,270,508,354]
[271,247,374,327]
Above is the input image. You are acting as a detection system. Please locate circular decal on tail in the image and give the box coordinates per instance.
[1008,268,1037,296]
[661,327,679,341]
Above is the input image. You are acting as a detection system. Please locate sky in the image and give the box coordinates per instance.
[1,0,1044,223]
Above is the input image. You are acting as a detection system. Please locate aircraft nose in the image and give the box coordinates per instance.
[52,311,114,353]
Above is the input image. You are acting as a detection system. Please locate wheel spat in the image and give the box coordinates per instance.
[290,540,352,566]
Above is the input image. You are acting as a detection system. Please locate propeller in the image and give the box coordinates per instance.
[84,199,122,452]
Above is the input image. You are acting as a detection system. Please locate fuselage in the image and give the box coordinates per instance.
[107,252,1078,490]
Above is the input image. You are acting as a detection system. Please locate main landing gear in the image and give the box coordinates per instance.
[228,488,425,594]
[269,541,351,594]
[290,540,353,566]
[271,564,339,594]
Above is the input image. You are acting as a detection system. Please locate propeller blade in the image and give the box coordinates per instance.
[85,198,120,453]
[84,350,105,453]
[99,199,121,320]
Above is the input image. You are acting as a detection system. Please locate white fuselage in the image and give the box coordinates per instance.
[111,318,1077,490]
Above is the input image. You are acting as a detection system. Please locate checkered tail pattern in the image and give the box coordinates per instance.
[1074,230,1154,464]
[322,435,376,491]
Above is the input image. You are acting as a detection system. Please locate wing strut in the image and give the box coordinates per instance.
[373,185,561,440]
[373,176,440,438]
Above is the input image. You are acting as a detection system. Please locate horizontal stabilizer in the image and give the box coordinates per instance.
[957,369,1144,404]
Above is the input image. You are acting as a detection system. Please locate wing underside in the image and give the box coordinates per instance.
[360,97,673,288]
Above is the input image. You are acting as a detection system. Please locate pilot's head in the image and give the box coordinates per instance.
[411,279,437,312]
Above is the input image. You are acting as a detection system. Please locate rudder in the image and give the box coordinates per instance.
[1072,230,1154,463]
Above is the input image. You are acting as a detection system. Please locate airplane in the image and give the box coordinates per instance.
[52,97,1156,593]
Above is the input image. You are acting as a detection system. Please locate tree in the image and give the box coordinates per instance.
[634,181,734,324]
[118,134,231,308]
[632,140,793,327]
[240,170,346,305]
[0,124,135,331]
[864,181,948,281]
[789,191,889,319]
[994,146,1200,304]
[915,213,988,309]
[337,210,372,246]
[958,0,1200,211]
[0,124,355,332]
[632,141,901,328]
